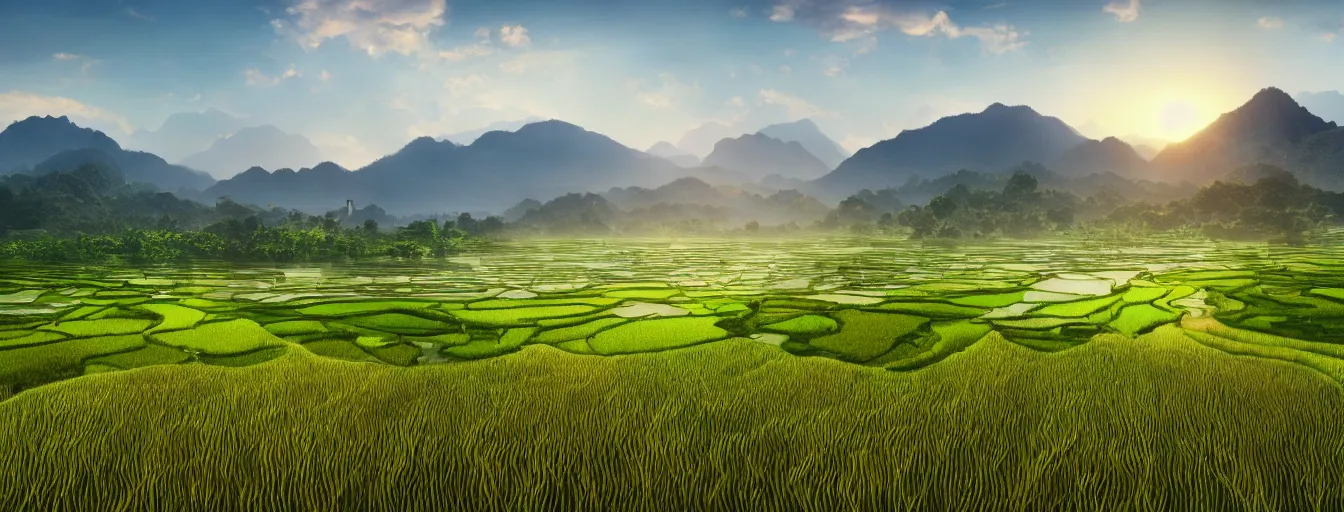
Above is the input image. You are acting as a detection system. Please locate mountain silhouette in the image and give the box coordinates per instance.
[1263,126,1344,189]
[180,125,324,179]
[440,117,546,145]
[0,116,214,192]
[1152,87,1337,184]
[0,116,121,173]
[646,141,701,168]
[204,120,685,214]
[676,122,745,158]
[814,103,1088,194]
[127,109,247,162]
[757,119,849,169]
[205,161,351,210]
[1051,137,1150,177]
[702,134,831,182]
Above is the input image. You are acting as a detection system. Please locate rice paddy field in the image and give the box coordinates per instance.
[4,236,1344,509]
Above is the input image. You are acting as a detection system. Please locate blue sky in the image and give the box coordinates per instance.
[0,0,1341,167]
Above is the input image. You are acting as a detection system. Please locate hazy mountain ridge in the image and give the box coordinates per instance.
[1051,137,1150,178]
[180,125,325,179]
[676,122,744,158]
[0,116,214,192]
[702,133,831,182]
[204,120,687,215]
[440,117,546,145]
[646,141,701,168]
[127,109,248,162]
[815,103,1090,194]
[757,119,849,170]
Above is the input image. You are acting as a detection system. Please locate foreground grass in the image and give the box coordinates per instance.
[2,331,1343,511]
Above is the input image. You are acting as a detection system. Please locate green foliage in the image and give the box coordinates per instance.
[896,172,1079,239]
[1102,170,1344,241]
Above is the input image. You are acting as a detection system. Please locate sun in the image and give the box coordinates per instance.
[1154,100,1205,142]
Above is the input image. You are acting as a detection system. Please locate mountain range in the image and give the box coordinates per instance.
[205,121,686,214]
[127,108,248,163]
[440,118,546,146]
[0,116,214,192]
[645,142,701,168]
[676,122,743,158]
[757,119,850,170]
[702,134,830,182]
[180,125,324,179]
[1151,88,1339,185]
[7,86,1344,217]
[813,103,1092,194]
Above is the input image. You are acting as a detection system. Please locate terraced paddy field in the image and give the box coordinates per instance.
[4,236,1344,509]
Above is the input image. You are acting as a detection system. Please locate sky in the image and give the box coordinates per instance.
[0,0,1341,169]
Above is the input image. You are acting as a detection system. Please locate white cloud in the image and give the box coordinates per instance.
[500,59,528,74]
[312,132,378,169]
[320,69,332,81]
[0,91,134,134]
[770,4,795,22]
[274,0,447,56]
[779,65,792,75]
[499,25,531,47]
[629,75,698,110]
[497,50,575,75]
[730,7,748,19]
[1257,17,1283,30]
[780,3,1026,55]
[445,74,488,96]
[243,65,301,87]
[1103,0,1140,23]
[438,43,494,61]
[758,89,834,119]
[726,96,745,107]
[842,8,1025,54]
[824,65,845,77]
[474,27,492,39]
[52,53,83,61]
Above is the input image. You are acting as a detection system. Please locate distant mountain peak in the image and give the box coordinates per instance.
[647,141,682,153]
[1250,86,1293,103]
[982,103,1038,116]
[307,161,348,174]
[816,102,1087,194]
[179,124,323,179]
[703,132,831,182]
[516,119,580,133]
[1150,86,1337,183]
[757,119,849,169]
[407,135,440,147]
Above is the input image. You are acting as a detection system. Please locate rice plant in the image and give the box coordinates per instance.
[2,331,1342,511]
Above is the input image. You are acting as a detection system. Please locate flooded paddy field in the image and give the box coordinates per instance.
[5,236,1344,510]
[4,236,1344,391]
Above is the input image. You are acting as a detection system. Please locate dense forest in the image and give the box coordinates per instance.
[0,163,503,262]
[3,159,1342,263]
